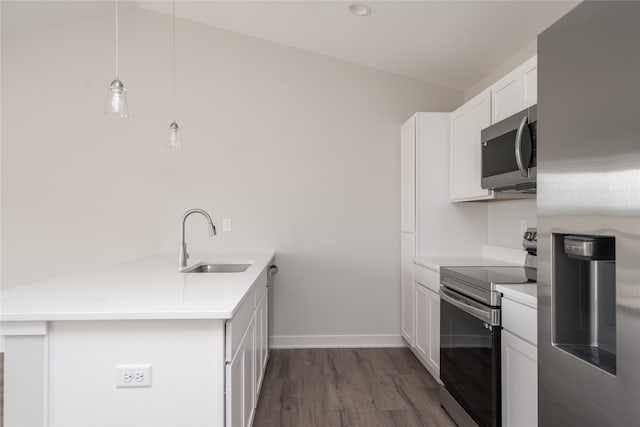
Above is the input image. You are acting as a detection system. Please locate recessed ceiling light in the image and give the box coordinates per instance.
[349,3,372,17]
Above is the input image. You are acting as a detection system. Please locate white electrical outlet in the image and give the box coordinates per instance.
[116,364,152,388]
[223,218,232,232]
[520,220,528,235]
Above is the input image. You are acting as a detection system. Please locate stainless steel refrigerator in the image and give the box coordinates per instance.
[538,2,640,426]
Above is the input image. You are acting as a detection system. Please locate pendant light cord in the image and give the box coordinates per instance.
[172,0,176,121]
[115,0,119,79]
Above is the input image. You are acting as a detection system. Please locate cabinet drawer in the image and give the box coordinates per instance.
[414,264,440,293]
[502,298,537,346]
[226,288,256,362]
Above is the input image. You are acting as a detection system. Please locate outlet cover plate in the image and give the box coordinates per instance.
[116,364,152,388]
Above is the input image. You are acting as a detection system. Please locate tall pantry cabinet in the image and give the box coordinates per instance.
[400,117,416,345]
[400,113,486,375]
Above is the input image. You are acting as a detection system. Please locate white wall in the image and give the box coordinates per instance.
[464,40,537,102]
[1,5,463,342]
[487,199,536,249]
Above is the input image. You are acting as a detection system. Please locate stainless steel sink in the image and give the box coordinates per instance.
[181,263,252,273]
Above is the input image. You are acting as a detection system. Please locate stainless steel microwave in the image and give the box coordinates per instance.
[481,105,537,193]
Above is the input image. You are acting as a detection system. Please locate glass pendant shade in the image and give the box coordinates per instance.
[168,121,182,149]
[104,79,129,118]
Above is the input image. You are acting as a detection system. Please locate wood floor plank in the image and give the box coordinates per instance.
[254,348,456,427]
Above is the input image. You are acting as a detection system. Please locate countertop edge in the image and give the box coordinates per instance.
[414,255,520,273]
[0,311,235,322]
[1,252,276,323]
[496,284,538,308]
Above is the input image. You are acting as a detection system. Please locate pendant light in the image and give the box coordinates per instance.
[104,0,129,118]
[167,0,182,149]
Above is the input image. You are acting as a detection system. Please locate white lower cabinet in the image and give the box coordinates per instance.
[227,314,256,427]
[414,284,429,359]
[242,319,256,427]
[502,330,537,427]
[401,232,416,346]
[226,271,270,427]
[227,347,243,427]
[410,263,441,380]
[414,282,440,379]
[426,289,440,374]
[255,287,269,394]
[501,294,538,427]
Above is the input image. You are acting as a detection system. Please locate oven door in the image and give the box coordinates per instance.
[440,287,501,427]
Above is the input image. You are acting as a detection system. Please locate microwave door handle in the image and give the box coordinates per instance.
[515,115,529,177]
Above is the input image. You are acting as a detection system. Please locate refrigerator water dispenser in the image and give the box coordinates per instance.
[552,234,616,375]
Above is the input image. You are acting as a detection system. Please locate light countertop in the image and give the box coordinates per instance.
[414,256,519,272]
[496,284,537,308]
[0,252,275,322]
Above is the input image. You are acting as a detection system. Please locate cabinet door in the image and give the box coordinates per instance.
[491,55,537,123]
[255,289,268,395]
[491,67,522,124]
[449,107,469,201]
[502,330,538,427]
[243,318,256,427]
[450,90,493,202]
[226,355,242,427]
[521,55,537,109]
[400,233,415,346]
[401,116,416,233]
[466,90,493,199]
[263,287,269,370]
[226,316,256,427]
[427,289,440,375]
[414,284,429,361]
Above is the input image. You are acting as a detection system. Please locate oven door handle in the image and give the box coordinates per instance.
[439,287,501,326]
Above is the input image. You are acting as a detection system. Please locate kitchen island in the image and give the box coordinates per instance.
[1,252,275,427]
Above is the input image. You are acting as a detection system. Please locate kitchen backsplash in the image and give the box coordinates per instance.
[487,199,537,249]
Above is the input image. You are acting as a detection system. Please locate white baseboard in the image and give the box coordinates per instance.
[269,334,407,349]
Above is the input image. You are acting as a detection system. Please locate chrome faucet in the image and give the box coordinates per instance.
[179,209,217,270]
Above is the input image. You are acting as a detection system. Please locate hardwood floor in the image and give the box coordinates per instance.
[254,348,455,427]
[0,349,452,427]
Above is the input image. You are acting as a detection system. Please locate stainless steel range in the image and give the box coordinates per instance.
[439,229,537,427]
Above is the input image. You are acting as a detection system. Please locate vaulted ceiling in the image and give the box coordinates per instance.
[2,1,578,90]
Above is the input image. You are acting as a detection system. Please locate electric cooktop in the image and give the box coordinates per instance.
[440,265,537,306]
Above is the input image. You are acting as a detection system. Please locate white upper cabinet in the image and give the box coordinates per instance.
[449,55,537,202]
[449,108,469,201]
[491,55,537,123]
[449,89,494,202]
[401,117,416,233]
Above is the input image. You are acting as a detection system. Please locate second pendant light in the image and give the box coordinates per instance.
[168,0,182,149]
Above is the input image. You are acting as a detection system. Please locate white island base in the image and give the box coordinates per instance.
[1,253,274,427]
